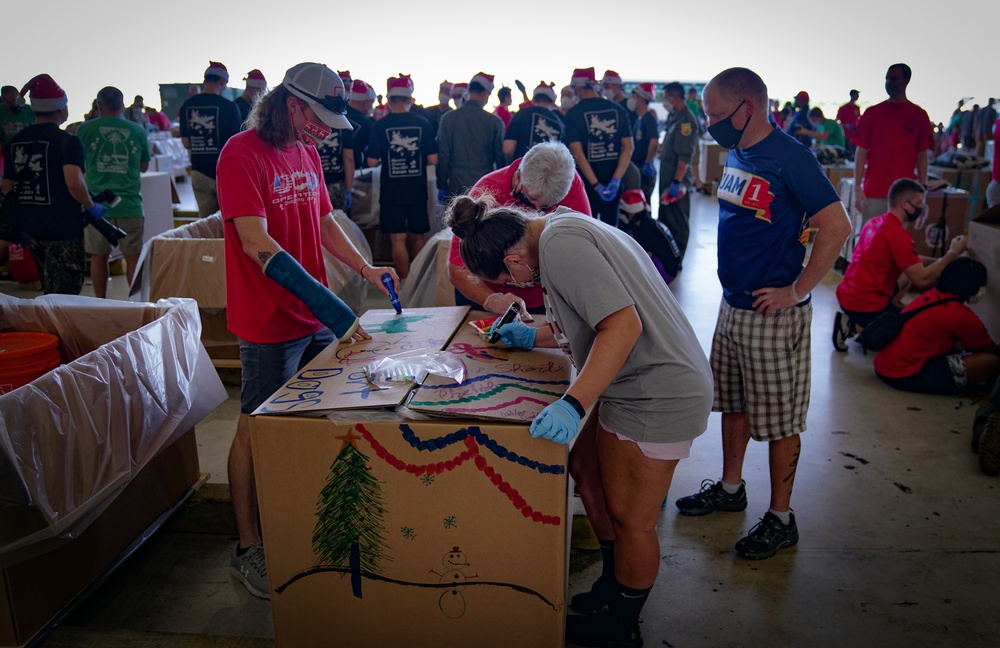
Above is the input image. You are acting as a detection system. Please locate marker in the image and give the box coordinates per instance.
[382,273,402,314]
[488,301,521,344]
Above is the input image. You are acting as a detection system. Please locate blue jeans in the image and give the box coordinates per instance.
[238,328,335,414]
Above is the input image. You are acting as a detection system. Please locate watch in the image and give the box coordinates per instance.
[559,393,586,418]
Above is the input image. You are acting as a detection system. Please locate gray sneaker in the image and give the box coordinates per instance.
[979,413,1000,477]
[675,479,748,516]
[231,542,270,599]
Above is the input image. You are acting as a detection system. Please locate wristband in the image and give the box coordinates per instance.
[559,393,586,419]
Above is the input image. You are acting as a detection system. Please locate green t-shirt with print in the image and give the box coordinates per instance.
[77,116,151,218]
[817,118,845,148]
[0,104,35,144]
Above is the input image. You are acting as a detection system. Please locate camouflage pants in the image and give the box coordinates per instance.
[24,234,85,295]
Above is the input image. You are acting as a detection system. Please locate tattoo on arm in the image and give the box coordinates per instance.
[258,251,273,267]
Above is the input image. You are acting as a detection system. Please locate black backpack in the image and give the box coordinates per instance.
[856,297,956,352]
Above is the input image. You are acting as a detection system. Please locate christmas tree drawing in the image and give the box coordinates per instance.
[312,427,391,598]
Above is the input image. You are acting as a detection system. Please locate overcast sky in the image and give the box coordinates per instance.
[7,1,997,127]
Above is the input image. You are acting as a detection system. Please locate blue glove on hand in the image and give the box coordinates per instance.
[598,177,621,202]
[642,162,656,180]
[263,251,359,340]
[85,202,106,219]
[345,191,352,210]
[530,399,582,444]
[437,188,448,204]
[667,180,682,199]
[489,319,537,349]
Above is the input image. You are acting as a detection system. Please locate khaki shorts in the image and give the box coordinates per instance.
[191,170,219,218]
[84,217,144,255]
[710,299,812,441]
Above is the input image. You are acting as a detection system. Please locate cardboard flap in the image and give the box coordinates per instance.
[253,306,470,416]
[973,204,1000,225]
[150,238,227,307]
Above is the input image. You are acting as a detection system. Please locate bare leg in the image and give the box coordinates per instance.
[721,411,751,485]
[408,233,426,261]
[568,411,612,540]
[768,434,801,511]
[967,353,1000,384]
[90,253,110,299]
[389,233,410,279]
[228,413,261,547]
[124,253,140,287]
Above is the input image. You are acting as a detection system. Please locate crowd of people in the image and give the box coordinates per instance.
[2,59,998,648]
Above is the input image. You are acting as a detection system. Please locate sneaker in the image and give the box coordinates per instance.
[231,542,270,599]
[978,413,1000,477]
[735,511,798,560]
[675,479,747,516]
[566,610,643,648]
[832,311,853,352]
[570,577,613,614]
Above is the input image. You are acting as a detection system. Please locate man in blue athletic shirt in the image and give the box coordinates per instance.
[675,67,851,560]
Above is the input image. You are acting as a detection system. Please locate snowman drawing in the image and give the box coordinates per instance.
[429,546,479,618]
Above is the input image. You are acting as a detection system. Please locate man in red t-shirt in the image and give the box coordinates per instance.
[853,64,935,222]
[447,141,591,317]
[988,115,1000,209]
[833,179,967,351]
[835,89,861,153]
[216,63,399,600]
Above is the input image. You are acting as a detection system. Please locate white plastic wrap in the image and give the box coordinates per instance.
[0,295,227,563]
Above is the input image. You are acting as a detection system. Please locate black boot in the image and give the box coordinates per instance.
[565,578,648,648]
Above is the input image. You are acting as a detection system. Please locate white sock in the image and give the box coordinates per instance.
[768,508,791,525]
[720,480,741,494]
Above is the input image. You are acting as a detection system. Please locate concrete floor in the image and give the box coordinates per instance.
[6,186,998,648]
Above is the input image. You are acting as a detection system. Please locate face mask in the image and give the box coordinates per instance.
[297,117,332,147]
[504,262,540,289]
[707,99,748,150]
[453,97,465,108]
[969,287,986,304]
[626,97,638,112]
[885,82,902,96]
[810,121,821,129]
[561,96,576,109]
[515,187,552,212]
[439,92,451,104]
[903,200,926,223]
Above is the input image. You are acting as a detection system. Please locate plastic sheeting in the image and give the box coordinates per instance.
[399,228,458,309]
[0,295,227,564]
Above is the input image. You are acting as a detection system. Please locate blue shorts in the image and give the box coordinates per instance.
[877,354,967,396]
[238,328,335,414]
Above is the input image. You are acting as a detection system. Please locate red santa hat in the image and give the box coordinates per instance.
[451,82,469,96]
[20,74,67,112]
[532,81,557,102]
[204,61,229,81]
[338,70,352,86]
[571,67,596,87]
[244,69,266,89]
[387,74,414,98]
[601,70,623,86]
[632,82,655,102]
[349,80,372,101]
[470,72,494,92]
[619,189,649,214]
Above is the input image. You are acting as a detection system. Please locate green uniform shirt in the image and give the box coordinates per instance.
[659,105,698,187]
[77,116,150,218]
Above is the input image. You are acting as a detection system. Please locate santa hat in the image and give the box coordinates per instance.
[20,74,67,112]
[439,80,453,93]
[349,80,372,101]
[571,67,596,87]
[795,90,810,101]
[532,81,557,102]
[601,70,623,86]
[451,82,469,96]
[387,74,414,98]
[470,72,494,92]
[632,82,655,102]
[338,70,352,86]
[244,69,266,89]
[619,189,649,214]
[204,61,229,81]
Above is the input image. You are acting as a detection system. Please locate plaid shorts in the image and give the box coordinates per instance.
[710,299,812,441]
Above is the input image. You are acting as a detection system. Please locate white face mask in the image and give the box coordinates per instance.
[626,97,638,112]
[969,287,986,304]
[439,92,451,105]
[561,95,576,109]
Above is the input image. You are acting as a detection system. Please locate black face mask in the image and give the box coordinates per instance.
[903,200,926,223]
[885,82,903,96]
[707,99,748,149]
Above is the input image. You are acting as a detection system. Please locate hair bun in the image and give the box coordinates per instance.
[445,195,489,240]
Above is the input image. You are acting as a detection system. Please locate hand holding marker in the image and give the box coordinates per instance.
[382,273,402,314]
[488,301,522,344]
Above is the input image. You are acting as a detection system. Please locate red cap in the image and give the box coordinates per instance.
[795,90,810,101]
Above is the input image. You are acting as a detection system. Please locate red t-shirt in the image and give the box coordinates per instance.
[447,157,592,308]
[217,130,334,344]
[873,288,995,378]
[836,102,861,138]
[993,116,1000,183]
[853,100,934,199]
[494,105,513,129]
[836,213,921,313]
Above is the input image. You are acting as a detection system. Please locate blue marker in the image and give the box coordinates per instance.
[382,273,402,314]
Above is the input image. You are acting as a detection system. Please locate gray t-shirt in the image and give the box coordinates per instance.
[539,209,713,443]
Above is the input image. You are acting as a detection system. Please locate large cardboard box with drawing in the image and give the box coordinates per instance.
[968,206,1000,341]
[251,307,572,647]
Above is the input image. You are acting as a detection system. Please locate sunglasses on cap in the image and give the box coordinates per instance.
[289,84,348,116]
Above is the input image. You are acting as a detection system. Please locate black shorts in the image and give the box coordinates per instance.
[877,354,966,396]
[843,304,900,330]
[379,201,429,235]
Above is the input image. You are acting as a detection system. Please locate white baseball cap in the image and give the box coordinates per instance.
[282,62,352,129]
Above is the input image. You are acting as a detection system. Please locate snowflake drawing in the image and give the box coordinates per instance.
[420,474,436,486]
[443,516,457,529]
[401,526,417,541]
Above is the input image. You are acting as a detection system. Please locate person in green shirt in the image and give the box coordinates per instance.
[1,85,36,164]
[76,86,150,297]
[796,106,846,149]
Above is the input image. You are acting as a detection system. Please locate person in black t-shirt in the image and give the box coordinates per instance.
[346,80,375,169]
[233,69,267,125]
[366,75,438,279]
[316,125,355,213]
[629,83,660,203]
[502,81,564,162]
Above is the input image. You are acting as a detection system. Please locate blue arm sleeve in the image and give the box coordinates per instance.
[263,250,359,340]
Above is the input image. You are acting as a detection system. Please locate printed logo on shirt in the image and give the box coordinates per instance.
[270,170,321,209]
[680,123,692,137]
[584,109,620,162]
[11,141,51,205]
[387,127,423,178]
[185,107,222,155]
[541,286,576,369]
[530,114,560,146]
[718,168,774,223]
[317,130,344,175]
[89,126,141,175]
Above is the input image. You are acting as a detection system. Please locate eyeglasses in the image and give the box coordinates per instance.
[515,187,552,212]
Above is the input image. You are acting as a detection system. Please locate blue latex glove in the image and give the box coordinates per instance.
[598,177,621,202]
[263,251,359,340]
[85,202,106,219]
[345,191,352,210]
[667,180,682,199]
[642,162,656,180]
[529,399,582,444]
[437,188,448,204]
[489,319,537,349]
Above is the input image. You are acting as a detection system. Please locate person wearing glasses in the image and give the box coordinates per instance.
[446,141,591,318]
[445,191,712,647]
[833,178,967,351]
[216,62,400,600]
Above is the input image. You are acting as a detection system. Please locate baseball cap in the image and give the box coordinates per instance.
[794,90,810,101]
[283,63,352,129]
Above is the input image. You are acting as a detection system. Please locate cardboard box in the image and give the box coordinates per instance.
[929,165,992,221]
[824,164,855,188]
[968,205,1000,341]
[837,178,863,262]
[912,188,969,258]
[251,307,572,647]
[697,138,727,190]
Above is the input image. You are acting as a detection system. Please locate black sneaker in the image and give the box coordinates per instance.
[978,413,1000,477]
[675,479,747,516]
[571,577,613,614]
[566,610,643,648]
[832,311,853,352]
[735,511,798,560]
